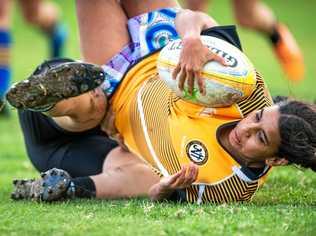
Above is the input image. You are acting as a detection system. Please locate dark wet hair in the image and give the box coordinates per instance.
[277,100,316,172]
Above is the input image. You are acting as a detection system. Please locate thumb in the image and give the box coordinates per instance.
[207,52,227,66]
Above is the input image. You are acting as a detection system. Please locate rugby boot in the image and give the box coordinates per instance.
[273,23,305,82]
[6,60,105,112]
[32,58,75,76]
[11,168,74,202]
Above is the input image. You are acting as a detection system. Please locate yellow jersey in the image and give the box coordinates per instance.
[111,52,273,203]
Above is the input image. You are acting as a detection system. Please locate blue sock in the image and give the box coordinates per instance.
[0,29,11,99]
[49,23,67,58]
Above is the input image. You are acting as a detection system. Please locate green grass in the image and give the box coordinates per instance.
[0,1,316,235]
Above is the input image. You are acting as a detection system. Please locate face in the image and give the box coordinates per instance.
[228,106,281,166]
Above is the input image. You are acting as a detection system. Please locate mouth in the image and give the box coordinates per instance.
[235,130,241,144]
[230,128,241,147]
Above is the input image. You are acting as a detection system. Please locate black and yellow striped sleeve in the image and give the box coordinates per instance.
[168,175,259,204]
[200,176,259,203]
[236,71,273,117]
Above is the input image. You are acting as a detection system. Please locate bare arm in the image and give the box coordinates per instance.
[175,9,218,39]
[173,10,226,95]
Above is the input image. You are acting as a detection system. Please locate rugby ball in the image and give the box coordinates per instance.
[157,36,257,107]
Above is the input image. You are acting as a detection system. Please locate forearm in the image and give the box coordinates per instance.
[175,9,218,41]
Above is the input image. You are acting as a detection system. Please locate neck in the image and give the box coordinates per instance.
[217,123,266,169]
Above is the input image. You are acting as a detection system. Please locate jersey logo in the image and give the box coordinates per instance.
[186,141,209,165]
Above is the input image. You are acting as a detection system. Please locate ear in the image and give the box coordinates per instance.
[265,157,289,166]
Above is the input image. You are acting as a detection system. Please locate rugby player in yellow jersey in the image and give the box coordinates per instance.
[7,0,316,203]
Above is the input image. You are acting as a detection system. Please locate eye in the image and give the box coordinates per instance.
[257,131,267,145]
[255,112,261,122]
[255,109,263,122]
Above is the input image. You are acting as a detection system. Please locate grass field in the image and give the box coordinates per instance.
[0,1,315,235]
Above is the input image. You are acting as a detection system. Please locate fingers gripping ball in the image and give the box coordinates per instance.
[157,36,257,107]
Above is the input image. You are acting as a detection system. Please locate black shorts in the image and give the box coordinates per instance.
[18,110,118,177]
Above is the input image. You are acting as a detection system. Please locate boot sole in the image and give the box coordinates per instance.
[11,168,71,202]
[6,62,105,111]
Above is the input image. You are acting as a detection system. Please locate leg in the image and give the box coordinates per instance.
[18,110,117,176]
[15,111,156,201]
[232,0,304,81]
[12,147,159,201]
[184,0,209,12]
[76,0,130,65]
[13,110,119,201]
[7,58,106,132]
[18,0,67,58]
[232,0,275,34]
[19,0,58,33]
[10,0,132,131]
[0,0,12,116]
[91,147,160,199]
[73,0,179,131]
[120,0,178,18]
[48,88,107,132]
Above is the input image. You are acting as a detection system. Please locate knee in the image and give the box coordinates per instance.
[0,1,11,27]
[234,8,255,28]
[232,0,258,29]
[22,10,39,26]
[185,0,208,11]
[21,1,59,27]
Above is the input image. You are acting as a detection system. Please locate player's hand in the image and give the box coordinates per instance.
[149,163,199,201]
[172,36,226,96]
[160,163,199,190]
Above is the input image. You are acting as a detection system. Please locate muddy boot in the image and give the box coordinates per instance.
[11,168,74,202]
[6,59,105,112]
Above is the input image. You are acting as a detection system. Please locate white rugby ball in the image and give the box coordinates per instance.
[157,35,257,107]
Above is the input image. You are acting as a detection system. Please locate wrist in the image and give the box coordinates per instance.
[182,35,203,50]
[149,181,173,201]
[182,34,201,44]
